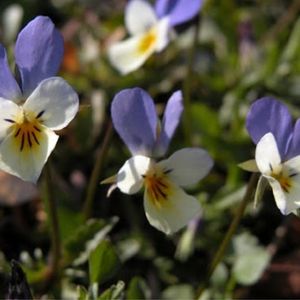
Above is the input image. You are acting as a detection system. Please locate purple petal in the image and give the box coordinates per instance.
[286,119,300,159]
[155,0,202,27]
[246,97,293,159]
[111,88,157,156]
[14,16,64,96]
[0,45,21,100]
[154,90,183,156]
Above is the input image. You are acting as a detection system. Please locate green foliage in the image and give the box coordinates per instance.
[126,276,150,300]
[89,239,120,284]
[77,285,89,300]
[232,232,271,285]
[98,281,125,300]
[76,281,125,300]
[64,217,119,265]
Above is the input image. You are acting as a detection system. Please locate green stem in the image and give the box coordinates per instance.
[183,14,201,146]
[83,121,113,220]
[197,173,259,298]
[44,163,61,279]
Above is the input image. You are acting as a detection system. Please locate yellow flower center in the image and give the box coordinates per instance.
[143,166,172,209]
[138,28,157,54]
[270,163,297,194]
[5,109,45,153]
[272,172,292,193]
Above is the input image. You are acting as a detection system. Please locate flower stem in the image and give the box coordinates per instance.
[197,173,259,298]
[83,121,113,220]
[183,14,201,146]
[44,162,61,280]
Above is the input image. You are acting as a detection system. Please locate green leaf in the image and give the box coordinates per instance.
[116,238,141,262]
[211,263,228,288]
[233,232,257,255]
[89,239,121,284]
[162,284,194,300]
[98,281,125,300]
[64,217,119,265]
[233,248,270,285]
[77,285,89,300]
[238,160,258,172]
[175,223,196,262]
[126,276,150,300]
[232,232,271,285]
[276,18,300,75]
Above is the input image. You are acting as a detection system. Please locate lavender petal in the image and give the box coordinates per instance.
[155,0,202,27]
[246,97,293,159]
[0,45,21,100]
[154,90,183,156]
[14,16,64,96]
[111,87,157,156]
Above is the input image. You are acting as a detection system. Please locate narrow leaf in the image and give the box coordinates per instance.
[64,217,119,265]
[238,159,259,172]
[254,175,268,208]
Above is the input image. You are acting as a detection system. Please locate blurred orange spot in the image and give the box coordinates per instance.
[61,42,80,74]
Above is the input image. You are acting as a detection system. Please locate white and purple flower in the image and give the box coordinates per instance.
[108,0,203,74]
[0,16,79,183]
[106,87,213,235]
[243,97,300,214]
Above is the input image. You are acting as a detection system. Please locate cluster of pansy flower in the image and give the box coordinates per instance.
[104,87,213,234]
[241,97,300,214]
[1,9,298,240]
[0,16,79,183]
[108,0,203,74]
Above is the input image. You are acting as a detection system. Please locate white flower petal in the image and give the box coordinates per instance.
[125,0,157,35]
[158,148,213,187]
[154,17,170,52]
[0,99,21,140]
[108,17,169,75]
[280,156,300,209]
[266,176,299,215]
[108,32,156,75]
[255,133,281,175]
[144,182,201,235]
[284,155,300,172]
[0,126,58,183]
[117,155,151,194]
[266,176,286,213]
[23,77,79,131]
[285,184,300,213]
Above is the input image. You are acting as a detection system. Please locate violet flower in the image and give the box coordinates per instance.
[0,16,79,183]
[106,88,213,235]
[242,97,300,214]
[108,0,203,74]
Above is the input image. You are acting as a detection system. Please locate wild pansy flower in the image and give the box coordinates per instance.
[108,0,203,74]
[0,16,79,183]
[106,88,213,235]
[242,97,300,214]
